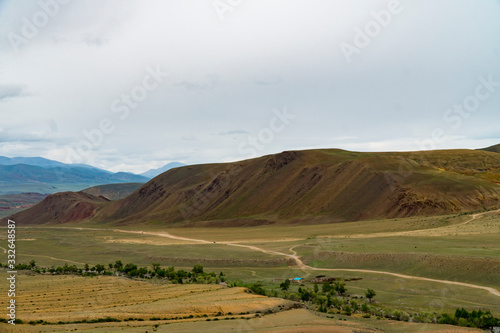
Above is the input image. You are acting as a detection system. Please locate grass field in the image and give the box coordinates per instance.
[0,272,484,333]
[0,210,499,330]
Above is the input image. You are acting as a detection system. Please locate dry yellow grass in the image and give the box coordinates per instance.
[1,308,483,333]
[0,271,290,323]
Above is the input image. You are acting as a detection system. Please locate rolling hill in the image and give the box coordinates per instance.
[8,148,500,226]
[8,191,109,224]
[82,183,143,201]
[481,144,500,154]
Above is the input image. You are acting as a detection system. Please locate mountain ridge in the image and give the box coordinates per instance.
[8,147,500,226]
[481,144,500,154]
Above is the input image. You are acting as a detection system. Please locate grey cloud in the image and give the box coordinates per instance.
[175,75,219,91]
[0,84,25,100]
[0,0,499,172]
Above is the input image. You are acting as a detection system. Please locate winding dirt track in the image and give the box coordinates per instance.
[39,223,500,298]
[18,254,86,265]
[325,209,500,239]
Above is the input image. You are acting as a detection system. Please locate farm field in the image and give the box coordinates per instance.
[0,272,484,333]
[1,210,499,330]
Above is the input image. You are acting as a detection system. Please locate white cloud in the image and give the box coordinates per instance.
[0,0,499,173]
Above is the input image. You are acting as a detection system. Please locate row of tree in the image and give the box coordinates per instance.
[0,261,224,285]
[438,308,500,329]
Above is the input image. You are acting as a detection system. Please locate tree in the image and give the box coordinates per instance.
[343,305,352,316]
[361,302,369,312]
[114,260,123,271]
[314,283,319,293]
[95,264,106,273]
[322,282,331,293]
[334,281,347,295]
[350,300,359,312]
[365,288,376,303]
[29,260,36,269]
[300,289,312,302]
[280,279,291,291]
[84,263,89,272]
[152,263,161,272]
[123,263,138,274]
[192,264,204,274]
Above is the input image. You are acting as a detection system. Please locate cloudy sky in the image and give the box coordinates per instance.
[0,0,499,173]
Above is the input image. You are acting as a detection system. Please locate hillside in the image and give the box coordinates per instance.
[82,183,143,200]
[481,144,500,154]
[8,148,500,226]
[9,191,109,224]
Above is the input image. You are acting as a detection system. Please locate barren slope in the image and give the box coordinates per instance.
[8,148,500,226]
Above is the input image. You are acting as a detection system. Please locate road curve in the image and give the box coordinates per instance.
[35,225,500,298]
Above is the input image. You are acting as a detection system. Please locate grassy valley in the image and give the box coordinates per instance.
[2,148,500,332]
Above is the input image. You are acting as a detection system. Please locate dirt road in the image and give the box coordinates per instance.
[35,224,500,298]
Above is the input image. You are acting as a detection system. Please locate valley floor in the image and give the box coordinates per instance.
[1,210,499,331]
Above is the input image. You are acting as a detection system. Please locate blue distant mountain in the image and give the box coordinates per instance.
[0,156,67,167]
[0,156,148,194]
[0,156,110,172]
[140,162,186,178]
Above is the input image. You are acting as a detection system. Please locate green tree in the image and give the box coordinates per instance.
[114,260,123,271]
[322,282,330,293]
[192,264,204,274]
[350,300,358,312]
[95,264,106,273]
[343,305,352,316]
[361,302,369,312]
[300,289,312,302]
[365,288,376,303]
[280,279,291,291]
[334,281,347,295]
[123,263,138,274]
[314,283,319,293]
[29,260,36,268]
[152,263,161,272]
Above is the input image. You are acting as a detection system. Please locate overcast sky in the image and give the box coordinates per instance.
[1,0,499,173]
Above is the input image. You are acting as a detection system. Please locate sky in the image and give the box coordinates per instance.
[0,0,499,173]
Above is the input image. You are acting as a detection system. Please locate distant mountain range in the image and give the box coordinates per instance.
[0,156,109,172]
[0,155,149,194]
[9,146,500,226]
[140,162,186,178]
